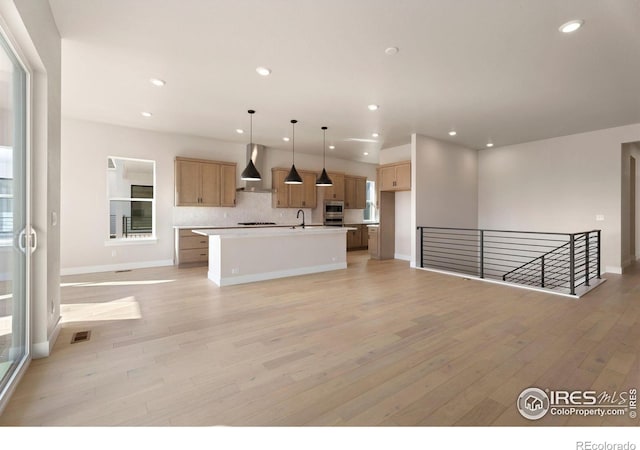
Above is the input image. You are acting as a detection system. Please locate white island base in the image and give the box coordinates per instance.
[194,227,351,286]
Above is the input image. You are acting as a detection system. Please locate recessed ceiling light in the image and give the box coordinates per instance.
[282,137,290,142]
[367,104,379,111]
[256,66,271,76]
[486,142,494,148]
[149,78,166,87]
[363,152,369,156]
[559,19,584,33]
[372,133,380,138]
[329,145,335,150]
[384,47,399,55]
[236,129,244,134]
[141,111,152,118]
[449,130,457,136]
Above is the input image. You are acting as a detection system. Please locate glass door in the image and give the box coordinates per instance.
[0,28,29,410]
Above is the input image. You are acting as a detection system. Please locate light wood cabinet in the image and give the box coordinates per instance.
[378,161,411,192]
[346,225,361,250]
[175,229,208,266]
[368,226,379,258]
[289,171,317,208]
[220,163,237,207]
[175,157,236,207]
[322,172,345,201]
[345,224,369,250]
[272,168,317,208]
[344,175,367,209]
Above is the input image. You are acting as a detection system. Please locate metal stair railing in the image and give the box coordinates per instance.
[417,227,601,296]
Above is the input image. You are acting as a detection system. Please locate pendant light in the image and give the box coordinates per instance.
[284,119,303,184]
[240,109,262,181]
[316,126,333,186]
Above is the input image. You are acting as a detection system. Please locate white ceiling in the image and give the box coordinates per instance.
[48,0,640,163]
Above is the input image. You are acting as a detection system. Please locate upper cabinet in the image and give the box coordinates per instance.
[272,168,317,208]
[321,172,345,201]
[344,175,366,209]
[175,157,237,207]
[378,161,411,192]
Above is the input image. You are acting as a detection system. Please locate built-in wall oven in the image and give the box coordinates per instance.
[324,200,344,226]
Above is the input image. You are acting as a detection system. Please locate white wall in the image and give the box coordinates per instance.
[380,143,411,165]
[2,0,62,358]
[621,142,640,267]
[411,134,479,266]
[61,118,377,273]
[395,191,411,260]
[478,124,640,274]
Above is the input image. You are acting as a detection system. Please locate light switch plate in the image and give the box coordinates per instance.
[596,214,605,221]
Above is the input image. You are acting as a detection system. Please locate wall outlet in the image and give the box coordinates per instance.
[596,214,605,221]
[112,250,117,257]
[224,212,228,218]
[231,268,240,274]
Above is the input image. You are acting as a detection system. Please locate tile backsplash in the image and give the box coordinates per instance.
[172,192,317,226]
[172,191,371,227]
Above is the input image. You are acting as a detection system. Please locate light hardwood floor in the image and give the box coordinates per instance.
[1,251,638,426]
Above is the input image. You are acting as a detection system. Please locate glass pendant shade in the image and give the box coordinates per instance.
[284,119,303,184]
[316,126,333,186]
[240,109,262,181]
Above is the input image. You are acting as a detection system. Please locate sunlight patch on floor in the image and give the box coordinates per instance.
[0,315,11,337]
[60,296,142,323]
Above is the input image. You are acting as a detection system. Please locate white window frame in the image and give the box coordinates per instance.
[105,156,157,245]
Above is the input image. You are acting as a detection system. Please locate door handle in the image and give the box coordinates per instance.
[30,228,37,253]
[18,229,26,253]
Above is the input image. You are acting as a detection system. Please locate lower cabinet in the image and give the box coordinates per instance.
[346,224,369,251]
[175,229,208,266]
[368,226,379,258]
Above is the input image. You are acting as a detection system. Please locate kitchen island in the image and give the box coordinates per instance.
[193,226,352,286]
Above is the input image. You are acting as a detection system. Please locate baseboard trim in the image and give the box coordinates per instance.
[61,259,174,276]
[605,266,623,275]
[32,316,61,359]
[210,262,347,287]
[394,253,411,261]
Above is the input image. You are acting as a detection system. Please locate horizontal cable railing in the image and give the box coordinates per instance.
[417,227,601,296]
[122,216,152,238]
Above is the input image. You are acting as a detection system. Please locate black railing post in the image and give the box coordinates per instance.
[541,255,545,288]
[480,230,484,278]
[419,227,424,268]
[569,234,575,295]
[584,233,590,287]
[596,230,601,279]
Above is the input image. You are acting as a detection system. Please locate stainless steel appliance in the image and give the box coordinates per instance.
[323,200,344,226]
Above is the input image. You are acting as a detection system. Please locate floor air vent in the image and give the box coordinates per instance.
[71,330,91,344]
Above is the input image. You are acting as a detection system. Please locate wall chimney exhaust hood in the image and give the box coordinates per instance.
[237,143,272,192]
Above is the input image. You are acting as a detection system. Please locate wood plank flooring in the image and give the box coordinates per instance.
[1,251,638,426]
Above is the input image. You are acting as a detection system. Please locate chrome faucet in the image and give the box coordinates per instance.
[296,209,305,229]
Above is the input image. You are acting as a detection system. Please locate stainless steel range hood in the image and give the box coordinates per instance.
[237,143,272,193]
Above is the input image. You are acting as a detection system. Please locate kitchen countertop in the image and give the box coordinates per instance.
[193,225,356,238]
[173,223,324,230]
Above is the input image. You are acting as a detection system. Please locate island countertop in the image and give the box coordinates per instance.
[196,226,353,286]
[193,225,355,238]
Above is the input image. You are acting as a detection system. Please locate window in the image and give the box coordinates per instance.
[364,180,377,221]
[107,157,155,241]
